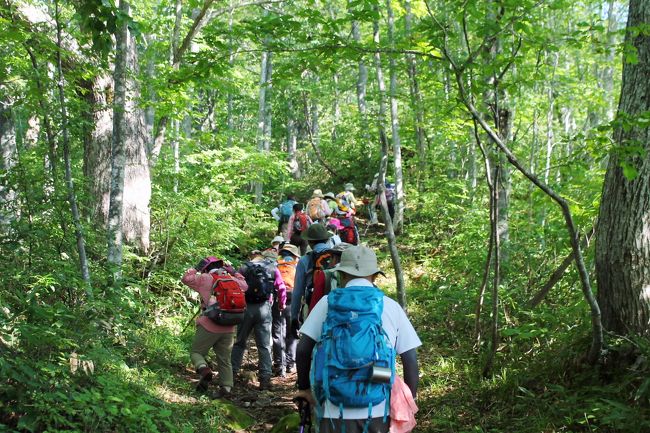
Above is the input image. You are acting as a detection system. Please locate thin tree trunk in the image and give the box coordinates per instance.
[404,0,427,192]
[0,103,17,227]
[348,2,369,142]
[254,46,269,203]
[473,119,493,346]
[286,99,299,178]
[386,0,404,233]
[483,165,500,377]
[378,129,406,308]
[54,0,91,291]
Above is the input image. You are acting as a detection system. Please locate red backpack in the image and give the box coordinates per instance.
[293,211,309,233]
[203,274,247,326]
[306,251,335,313]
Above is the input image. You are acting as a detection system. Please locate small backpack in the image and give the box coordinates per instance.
[385,184,395,203]
[338,216,358,245]
[203,274,247,326]
[243,260,276,304]
[293,212,309,233]
[335,193,351,215]
[279,200,296,223]
[307,197,324,221]
[311,286,395,422]
[276,255,297,292]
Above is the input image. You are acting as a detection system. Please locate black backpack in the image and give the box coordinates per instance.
[243,259,276,304]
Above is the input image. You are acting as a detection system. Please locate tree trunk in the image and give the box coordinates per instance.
[107,0,130,280]
[404,0,427,192]
[386,0,404,233]
[0,103,17,227]
[378,129,406,308]
[348,2,368,141]
[254,47,269,203]
[596,0,650,337]
[54,0,91,289]
[286,99,299,179]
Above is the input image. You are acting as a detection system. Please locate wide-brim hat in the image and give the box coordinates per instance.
[195,256,223,272]
[327,242,353,254]
[324,192,336,200]
[332,245,385,277]
[312,189,324,198]
[271,236,285,245]
[301,223,333,241]
[280,243,301,257]
[327,218,343,231]
[344,183,356,191]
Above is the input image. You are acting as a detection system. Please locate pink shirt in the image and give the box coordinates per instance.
[181,268,248,334]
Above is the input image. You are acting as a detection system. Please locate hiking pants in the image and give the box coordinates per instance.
[190,325,235,388]
[272,292,297,368]
[231,301,273,381]
[319,417,390,433]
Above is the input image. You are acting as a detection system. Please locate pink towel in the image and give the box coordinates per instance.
[389,375,418,433]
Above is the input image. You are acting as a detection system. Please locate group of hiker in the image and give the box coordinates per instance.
[180,182,418,433]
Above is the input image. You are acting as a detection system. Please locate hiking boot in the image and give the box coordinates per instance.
[196,366,213,393]
[213,386,232,400]
[285,364,295,374]
[259,377,272,391]
[273,365,286,378]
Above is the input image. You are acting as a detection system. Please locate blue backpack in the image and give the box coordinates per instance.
[279,200,296,223]
[310,286,395,421]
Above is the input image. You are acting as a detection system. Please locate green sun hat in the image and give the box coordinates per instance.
[301,224,333,241]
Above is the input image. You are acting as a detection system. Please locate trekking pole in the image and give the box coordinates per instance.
[181,306,201,333]
[292,396,312,433]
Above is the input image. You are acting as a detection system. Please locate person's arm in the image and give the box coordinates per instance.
[231,271,248,291]
[291,258,307,319]
[295,334,317,405]
[321,200,331,217]
[271,206,281,221]
[274,268,287,309]
[400,348,419,399]
[287,214,296,238]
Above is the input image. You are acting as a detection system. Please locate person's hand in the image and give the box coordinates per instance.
[279,303,286,311]
[295,388,316,407]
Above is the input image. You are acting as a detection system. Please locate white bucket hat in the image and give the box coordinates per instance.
[332,245,385,277]
[271,236,285,245]
[344,183,356,192]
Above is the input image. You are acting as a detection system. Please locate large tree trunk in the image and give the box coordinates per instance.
[107,0,130,278]
[596,0,650,337]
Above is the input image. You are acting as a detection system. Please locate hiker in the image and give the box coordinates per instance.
[272,243,301,377]
[306,189,331,223]
[365,173,380,225]
[307,242,352,311]
[181,256,248,398]
[325,218,343,248]
[263,235,285,260]
[271,194,297,240]
[324,192,339,216]
[287,203,313,256]
[294,245,421,433]
[338,183,359,215]
[231,250,287,391]
[289,224,333,335]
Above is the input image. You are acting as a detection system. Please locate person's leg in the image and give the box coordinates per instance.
[211,331,235,389]
[284,305,297,372]
[253,302,273,387]
[190,325,216,371]
[190,325,219,392]
[271,301,285,374]
[231,309,255,375]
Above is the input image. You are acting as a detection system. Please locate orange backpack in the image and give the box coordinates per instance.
[277,256,297,292]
